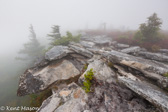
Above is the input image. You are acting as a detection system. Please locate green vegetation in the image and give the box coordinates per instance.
[82,68,95,93]
[51,31,81,46]
[134,13,162,43]
[83,64,88,71]
[48,25,61,46]
[163,72,168,77]
[16,24,44,65]
[107,61,114,68]
[48,25,81,46]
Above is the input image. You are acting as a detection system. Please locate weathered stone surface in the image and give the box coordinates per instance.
[117,43,130,49]
[159,49,168,54]
[34,56,49,67]
[80,41,95,48]
[17,60,80,96]
[86,81,157,112]
[45,46,71,61]
[81,35,112,46]
[38,83,88,112]
[104,50,168,77]
[37,95,61,112]
[121,46,142,54]
[119,76,168,112]
[69,45,93,58]
[79,59,116,84]
[138,51,168,63]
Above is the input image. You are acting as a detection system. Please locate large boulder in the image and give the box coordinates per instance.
[45,46,71,61]
[17,60,80,96]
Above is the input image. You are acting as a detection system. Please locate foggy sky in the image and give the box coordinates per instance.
[0,0,168,54]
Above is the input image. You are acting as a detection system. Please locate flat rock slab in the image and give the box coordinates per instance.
[45,46,70,61]
[105,50,168,77]
[121,46,142,54]
[138,51,168,63]
[159,49,168,54]
[103,50,168,88]
[38,83,88,112]
[80,41,95,48]
[117,43,130,49]
[69,45,93,58]
[17,60,80,96]
[119,76,168,112]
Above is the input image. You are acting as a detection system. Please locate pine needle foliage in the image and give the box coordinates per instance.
[82,68,95,93]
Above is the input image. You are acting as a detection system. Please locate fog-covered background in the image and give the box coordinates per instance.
[0,0,167,109]
[0,0,168,54]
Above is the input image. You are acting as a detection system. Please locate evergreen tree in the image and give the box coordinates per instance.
[16,25,44,64]
[134,13,162,42]
[47,25,61,46]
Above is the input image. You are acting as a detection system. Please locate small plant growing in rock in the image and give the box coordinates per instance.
[83,64,88,71]
[163,72,168,77]
[82,68,95,93]
[107,61,114,68]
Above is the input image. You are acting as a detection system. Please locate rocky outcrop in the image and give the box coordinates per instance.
[119,76,168,112]
[159,49,168,54]
[17,35,168,112]
[17,60,80,96]
[45,46,70,61]
[79,59,116,84]
[121,46,143,54]
[103,50,168,88]
[137,51,168,63]
[37,83,88,112]
[69,45,93,58]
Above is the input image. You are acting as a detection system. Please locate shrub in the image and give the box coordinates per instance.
[52,31,81,46]
[163,72,168,77]
[82,68,95,93]
[151,45,160,52]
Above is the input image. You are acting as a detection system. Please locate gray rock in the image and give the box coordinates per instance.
[37,95,61,112]
[103,50,168,88]
[38,83,88,112]
[119,76,168,112]
[86,81,157,112]
[80,41,95,48]
[17,60,80,96]
[45,46,71,61]
[79,59,116,84]
[69,45,93,58]
[81,35,112,46]
[138,51,168,63]
[121,46,142,54]
[159,49,168,54]
[117,43,130,49]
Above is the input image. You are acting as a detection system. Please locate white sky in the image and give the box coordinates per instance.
[0,0,168,54]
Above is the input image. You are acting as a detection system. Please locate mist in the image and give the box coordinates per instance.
[0,0,168,109]
[0,0,168,55]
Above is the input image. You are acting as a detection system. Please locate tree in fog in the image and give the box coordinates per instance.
[16,25,44,64]
[47,25,61,46]
[134,13,162,42]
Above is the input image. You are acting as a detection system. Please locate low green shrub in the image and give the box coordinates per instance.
[82,68,95,93]
[52,31,81,46]
[163,72,168,77]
